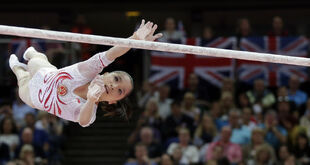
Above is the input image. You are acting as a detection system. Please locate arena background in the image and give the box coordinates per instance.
[0,1,310,165]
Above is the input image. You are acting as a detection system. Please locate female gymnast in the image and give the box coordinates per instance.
[9,20,162,127]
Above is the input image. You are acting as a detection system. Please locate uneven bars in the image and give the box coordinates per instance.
[0,24,309,66]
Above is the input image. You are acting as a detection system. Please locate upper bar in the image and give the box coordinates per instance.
[0,24,309,66]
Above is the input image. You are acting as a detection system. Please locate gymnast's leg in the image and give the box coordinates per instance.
[23,47,57,77]
[9,55,34,108]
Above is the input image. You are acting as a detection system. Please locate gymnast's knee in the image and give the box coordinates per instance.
[28,56,52,68]
[31,52,48,61]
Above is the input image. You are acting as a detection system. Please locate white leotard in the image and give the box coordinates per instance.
[28,52,113,127]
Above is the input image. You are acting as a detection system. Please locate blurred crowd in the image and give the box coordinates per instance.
[0,88,67,165]
[123,17,310,165]
[125,74,310,165]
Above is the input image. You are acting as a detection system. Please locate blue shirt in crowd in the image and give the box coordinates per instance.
[230,125,251,145]
[259,124,288,149]
[289,90,308,107]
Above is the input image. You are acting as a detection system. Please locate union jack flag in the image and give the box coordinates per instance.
[237,36,309,86]
[149,37,236,89]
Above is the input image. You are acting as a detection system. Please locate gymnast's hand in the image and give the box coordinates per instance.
[134,19,162,41]
[87,75,105,102]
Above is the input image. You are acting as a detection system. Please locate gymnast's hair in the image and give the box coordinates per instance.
[100,70,134,120]
[100,98,133,121]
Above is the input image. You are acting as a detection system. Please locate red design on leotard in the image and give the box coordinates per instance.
[99,55,105,67]
[38,71,73,116]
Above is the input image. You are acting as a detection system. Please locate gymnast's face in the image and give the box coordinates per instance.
[99,71,133,104]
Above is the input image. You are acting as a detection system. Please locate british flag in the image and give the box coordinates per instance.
[237,36,309,86]
[149,37,236,89]
[8,38,47,62]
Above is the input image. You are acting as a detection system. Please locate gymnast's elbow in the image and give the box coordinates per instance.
[78,119,91,127]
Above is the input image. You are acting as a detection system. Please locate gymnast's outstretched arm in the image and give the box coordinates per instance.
[77,20,162,80]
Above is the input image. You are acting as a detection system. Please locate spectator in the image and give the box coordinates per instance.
[228,109,251,146]
[22,113,49,150]
[277,145,301,165]
[241,107,257,131]
[236,18,253,49]
[300,99,310,138]
[0,101,13,122]
[181,73,209,106]
[207,145,230,165]
[19,144,36,165]
[259,110,287,149]
[34,112,49,132]
[125,143,157,165]
[254,144,276,165]
[152,85,173,120]
[268,16,289,37]
[236,18,252,38]
[277,145,292,165]
[283,155,300,165]
[163,100,194,141]
[71,14,96,61]
[277,95,294,120]
[181,92,201,124]
[209,101,227,131]
[276,98,300,143]
[0,142,10,165]
[221,78,235,98]
[170,146,186,165]
[246,79,276,110]
[159,17,185,43]
[237,92,251,109]
[201,26,216,44]
[292,133,310,165]
[12,89,36,129]
[137,81,157,109]
[159,154,173,165]
[206,126,242,164]
[127,100,163,145]
[35,112,64,136]
[219,91,235,118]
[15,127,47,159]
[277,86,289,98]
[0,117,19,159]
[138,127,162,161]
[139,99,164,131]
[242,128,276,164]
[220,79,236,112]
[252,106,264,125]
[193,114,217,147]
[288,75,308,108]
[280,115,301,146]
[128,127,162,163]
[167,128,199,164]
[36,113,64,164]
